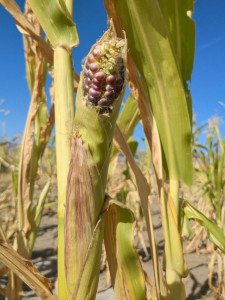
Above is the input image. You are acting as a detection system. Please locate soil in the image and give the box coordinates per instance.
[19,201,215,300]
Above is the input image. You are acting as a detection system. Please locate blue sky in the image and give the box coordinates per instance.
[0,0,225,149]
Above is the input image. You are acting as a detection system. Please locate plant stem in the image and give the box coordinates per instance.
[54,46,74,299]
[170,178,180,230]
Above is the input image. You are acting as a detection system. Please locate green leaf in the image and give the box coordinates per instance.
[158,0,195,120]
[27,0,79,48]
[183,200,225,254]
[28,180,51,253]
[72,215,105,300]
[114,0,193,185]
[158,0,195,86]
[104,200,146,300]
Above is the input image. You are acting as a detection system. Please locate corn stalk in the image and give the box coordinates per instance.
[26,1,79,298]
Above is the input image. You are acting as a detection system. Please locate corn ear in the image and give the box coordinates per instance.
[64,23,127,298]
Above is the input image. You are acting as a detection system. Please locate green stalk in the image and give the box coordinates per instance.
[170,178,180,230]
[160,188,187,300]
[54,47,74,299]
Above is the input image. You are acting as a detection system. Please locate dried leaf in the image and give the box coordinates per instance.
[0,240,56,300]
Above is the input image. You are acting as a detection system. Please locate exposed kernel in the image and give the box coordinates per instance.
[83,37,125,114]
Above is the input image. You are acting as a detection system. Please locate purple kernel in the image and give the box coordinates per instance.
[89,88,101,98]
[89,63,99,72]
[92,49,100,57]
[105,90,115,99]
[86,62,90,69]
[93,45,101,57]
[84,85,89,92]
[106,75,116,84]
[106,84,115,91]
[91,84,101,91]
[92,77,102,86]
[88,54,95,63]
[87,70,94,78]
[116,77,123,86]
[84,69,89,77]
[88,96,98,105]
[85,77,92,85]
[98,98,109,106]
[95,72,105,81]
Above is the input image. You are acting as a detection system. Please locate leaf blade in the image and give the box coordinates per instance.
[112,0,193,184]
[27,0,79,48]
[183,200,225,254]
[104,201,146,300]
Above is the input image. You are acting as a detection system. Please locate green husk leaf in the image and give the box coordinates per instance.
[183,200,225,254]
[72,214,105,300]
[27,0,79,48]
[104,200,146,300]
[64,139,104,297]
[110,0,193,185]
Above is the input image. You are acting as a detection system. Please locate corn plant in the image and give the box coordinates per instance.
[0,0,225,300]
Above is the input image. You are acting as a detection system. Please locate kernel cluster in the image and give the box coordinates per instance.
[83,39,125,114]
